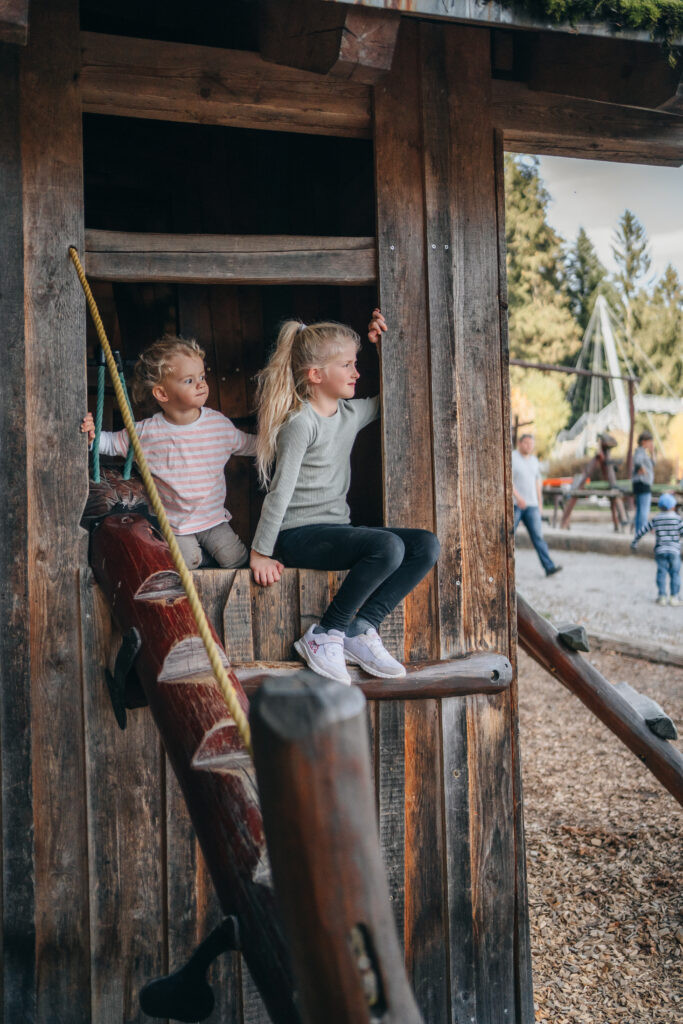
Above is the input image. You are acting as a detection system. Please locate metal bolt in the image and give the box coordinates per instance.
[221,377,227,382]
[488,576,494,583]
[456,580,461,586]
[431,243,436,249]
[445,244,449,250]
[390,244,395,251]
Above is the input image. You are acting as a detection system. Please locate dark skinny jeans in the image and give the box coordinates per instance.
[275,524,441,634]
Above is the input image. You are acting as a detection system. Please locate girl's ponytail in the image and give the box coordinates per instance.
[255,319,360,488]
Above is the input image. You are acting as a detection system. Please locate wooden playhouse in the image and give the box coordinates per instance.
[1,1,682,1021]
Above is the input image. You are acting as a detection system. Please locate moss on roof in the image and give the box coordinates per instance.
[498,1,683,54]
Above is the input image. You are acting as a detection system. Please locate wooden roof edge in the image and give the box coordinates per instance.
[321,0,682,47]
[0,0,29,46]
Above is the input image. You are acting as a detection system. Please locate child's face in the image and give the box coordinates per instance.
[312,341,360,401]
[154,353,209,415]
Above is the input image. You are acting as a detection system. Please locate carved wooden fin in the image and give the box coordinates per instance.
[260,0,400,84]
[135,569,185,602]
[158,637,230,682]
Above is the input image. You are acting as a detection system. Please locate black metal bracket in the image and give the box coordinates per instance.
[139,916,241,1022]
[104,627,143,729]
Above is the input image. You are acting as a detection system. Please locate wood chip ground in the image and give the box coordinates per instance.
[519,648,682,1023]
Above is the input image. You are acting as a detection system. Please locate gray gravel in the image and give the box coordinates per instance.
[515,545,682,648]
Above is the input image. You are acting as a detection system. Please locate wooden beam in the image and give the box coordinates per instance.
[80,31,372,138]
[260,0,400,84]
[20,0,91,1020]
[0,40,35,1021]
[84,230,376,285]
[525,33,683,113]
[0,0,29,46]
[494,80,683,166]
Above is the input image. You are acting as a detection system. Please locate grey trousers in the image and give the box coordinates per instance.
[175,521,249,569]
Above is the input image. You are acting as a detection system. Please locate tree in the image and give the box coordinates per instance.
[504,155,581,367]
[633,263,683,394]
[566,227,609,331]
[611,209,652,344]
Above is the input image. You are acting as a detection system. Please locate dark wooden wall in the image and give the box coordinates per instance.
[2,3,533,1022]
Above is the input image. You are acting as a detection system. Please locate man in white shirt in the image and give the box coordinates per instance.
[512,434,562,577]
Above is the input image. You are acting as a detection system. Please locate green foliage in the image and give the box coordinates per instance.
[612,208,652,311]
[496,1,683,54]
[510,368,572,457]
[632,263,683,392]
[504,155,581,365]
[566,227,610,330]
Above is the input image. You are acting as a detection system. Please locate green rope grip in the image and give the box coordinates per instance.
[92,348,106,484]
[114,351,135,481]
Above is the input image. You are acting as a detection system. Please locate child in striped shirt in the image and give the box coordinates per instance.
[81,335,260,570]
[631,492,683,606]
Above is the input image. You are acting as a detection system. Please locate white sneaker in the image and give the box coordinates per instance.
[293,625,351,684]
[344,628,407,679]
[670,596,682,607]
[656,595,668,606]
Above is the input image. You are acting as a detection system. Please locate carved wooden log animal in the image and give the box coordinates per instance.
[251,673,423,1024]
[89,511,300,1023]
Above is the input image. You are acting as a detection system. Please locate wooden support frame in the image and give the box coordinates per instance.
[260,0,400,84]
[84,230,377,285]
[0,0,29,46]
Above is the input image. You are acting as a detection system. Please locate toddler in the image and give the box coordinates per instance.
[81,335,258,569]
[631,492,683,606]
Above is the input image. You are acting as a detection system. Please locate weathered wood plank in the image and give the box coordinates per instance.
[441,697,475,1024]
[21,1,91,1018]
[297,568,331,635]
[80,571,166,1024]
[376,701,405,946]
[80,31,372,138]
[374,19,438,662]
[0,0,29,46]
[85,232,377,285]
[261,0,400,84]
[166,766,241,1024]
[495,79,683,167]
[0,40,34,1023]
[404,699,448,1023]
[494,125,534,1023]
[421,22,509,656]
[223,569,255,664]
[251,571,301,662]
[193,569,236,643]
[466,693,516,1022]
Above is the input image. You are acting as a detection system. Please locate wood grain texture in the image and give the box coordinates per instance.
[80,570,166,1024]
[21,1,91,1018]
[223,569,256,664]
[0,0,28,46]
[84,232,377,285]
[374,19,438,662]
[403,699,448,1023]
[166,766,241,1024]
[80,31,372,138]
[376,701,405,946]
[421,21,509,657]
[495,79,683,167]
[466,694,516,1022]
[0,40,35,1023]
[251,570,301,662]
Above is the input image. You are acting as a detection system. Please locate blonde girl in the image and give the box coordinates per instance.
[81,335,256,569]
[250,310,440,683]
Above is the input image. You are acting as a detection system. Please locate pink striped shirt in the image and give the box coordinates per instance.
[98,408,257,534]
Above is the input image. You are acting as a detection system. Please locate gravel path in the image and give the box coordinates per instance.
[518,630,682,1020]
[515,546,681,646]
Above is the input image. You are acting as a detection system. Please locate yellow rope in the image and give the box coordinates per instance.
[69,246,253,757]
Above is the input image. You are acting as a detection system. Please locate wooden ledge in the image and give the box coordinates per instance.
[235,652,512,701]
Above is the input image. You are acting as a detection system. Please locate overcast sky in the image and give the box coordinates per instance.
[536,155,683,285]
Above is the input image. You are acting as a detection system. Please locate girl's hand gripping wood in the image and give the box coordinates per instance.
[250,550,285,587]
[368,308,387,346]
[81,412,96,442]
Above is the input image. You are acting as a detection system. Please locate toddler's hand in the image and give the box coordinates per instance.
[250,550,284,587]
[81,412,96,442]
[368,308,387,346]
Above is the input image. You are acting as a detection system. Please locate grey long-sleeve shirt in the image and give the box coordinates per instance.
[252,396,380,556]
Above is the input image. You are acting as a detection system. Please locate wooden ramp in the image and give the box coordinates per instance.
[517,593,683,806]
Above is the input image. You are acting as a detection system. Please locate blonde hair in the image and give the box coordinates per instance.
[131,335,206,409]
[255,319,360,487]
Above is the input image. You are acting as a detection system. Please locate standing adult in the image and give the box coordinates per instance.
[512,434,562,577]
[632,429,655,535]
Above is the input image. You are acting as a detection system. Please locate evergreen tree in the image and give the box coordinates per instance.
[566,227,608,331]
[504,155,581,367]
[611,209,652,343]
[634,264,683,394]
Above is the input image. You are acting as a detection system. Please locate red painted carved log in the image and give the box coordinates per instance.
[89,512,300,1023]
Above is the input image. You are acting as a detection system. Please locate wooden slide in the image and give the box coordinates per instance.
[517,594,683,807]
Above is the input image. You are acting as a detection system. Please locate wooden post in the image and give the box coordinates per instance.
[251,674,423,1024]
[20,1,91,1019]
[0,40,35,1023]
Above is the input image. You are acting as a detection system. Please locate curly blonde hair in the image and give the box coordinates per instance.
[255,319,360,488]
[131,335,206,409]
